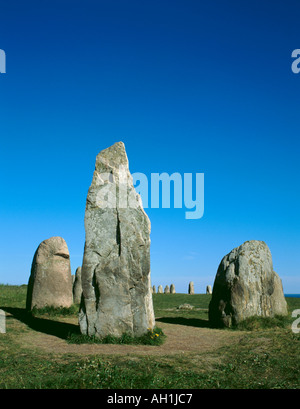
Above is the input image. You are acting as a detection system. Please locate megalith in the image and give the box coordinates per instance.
[209,240,288,327]
[79,142,155,338]
[26,236,73,310]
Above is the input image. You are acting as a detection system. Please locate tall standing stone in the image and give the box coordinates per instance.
[26,237,73,310]
[170,284,176,294]
[152,285,156,294]
[79,142,155,338]
[209,240,288,327]
[188,281,194,295]
[73,266,82,304]
[164,285,170,294]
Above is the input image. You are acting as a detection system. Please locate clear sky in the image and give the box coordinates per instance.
[0,0,299,293]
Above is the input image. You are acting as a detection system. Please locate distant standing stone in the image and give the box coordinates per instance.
[26,237,73,310]
[152,285,156,294]
[188,281,194,295]
[170,284,176,294]
[164,285,170,294]
[209,240,288,327]
[157,285,163,294]
[206,285,212,295]
[73,266,82,304]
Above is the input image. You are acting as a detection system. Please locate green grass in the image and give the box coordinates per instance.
[0,284,28,308]
[31,304,79,317]
[0,285,300,389]
[67,326,166,346]
[233,314,290,331]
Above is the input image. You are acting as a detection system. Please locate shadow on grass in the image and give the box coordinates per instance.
[156,316,212,328]
[1,307,80,340]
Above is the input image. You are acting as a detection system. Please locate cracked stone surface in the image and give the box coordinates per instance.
[209,240,288,327]
[79,142,155,338]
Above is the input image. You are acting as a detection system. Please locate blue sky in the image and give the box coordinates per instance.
[0,0,299,293]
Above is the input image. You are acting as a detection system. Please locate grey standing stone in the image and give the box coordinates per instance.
[206,285,212,295]
[73,266,82,304]
[209,240,288,327]
[152,285,156,294]
[157,285,163,294]
[79,142,155,338]
[164,285,170,294]
[26,237,73,310]
[188,281,194,295]
[170,284,176,294]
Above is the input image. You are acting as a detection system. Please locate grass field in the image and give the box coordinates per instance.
[0,284,299,389]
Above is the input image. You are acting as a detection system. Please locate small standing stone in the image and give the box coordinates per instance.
[26,236,73,310]
[206,285,212,295]
[157,285,163,294]
[188,281,194,295]
[152,285,156,294]
[170,284,176,294]
[164,285,170,294]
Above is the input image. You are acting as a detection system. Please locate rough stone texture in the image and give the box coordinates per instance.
[164,285,170,294]
[157,285,163,294]
[79,142,155,338]
[170,284,176,294]
[188,281,194,295]
[178,303,194,310]
[26,237,73,310]
[73,267,82,304]
[209,240,288,327]
[152,285,156,294]
[206,285,212,295]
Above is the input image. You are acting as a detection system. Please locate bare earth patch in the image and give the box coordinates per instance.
[14,315,243,356]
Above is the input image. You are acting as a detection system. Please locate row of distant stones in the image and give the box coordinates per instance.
[26,239,210,308]
[26,142,288,336]
[151,283,212,295]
